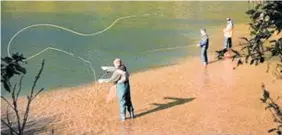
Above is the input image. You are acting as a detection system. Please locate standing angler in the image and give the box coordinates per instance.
[98,58,135,121]
[223,17,234,49]
[197,28,209,66]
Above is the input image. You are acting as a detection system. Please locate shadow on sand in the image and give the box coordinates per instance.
[135,97,195,118]
[208,59,222,65]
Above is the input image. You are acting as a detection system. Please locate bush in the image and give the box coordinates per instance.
[1,53,45,135]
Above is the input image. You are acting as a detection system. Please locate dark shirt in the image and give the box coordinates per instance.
[199,35,209,48]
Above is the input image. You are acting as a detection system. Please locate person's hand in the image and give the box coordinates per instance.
[196,44,200,47]
[101,66,107,71]
[98,79,105,83]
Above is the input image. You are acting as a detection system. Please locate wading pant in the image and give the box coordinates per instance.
[201,46,208,65]
[224,37,232,49]
[117,81,134,119]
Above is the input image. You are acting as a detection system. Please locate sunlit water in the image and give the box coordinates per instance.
[1,1,251,95]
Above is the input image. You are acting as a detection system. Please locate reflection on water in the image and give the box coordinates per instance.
[198,59,236,91]
[119,120,134,135]
[198,66,210,90]
[222,60,235,88]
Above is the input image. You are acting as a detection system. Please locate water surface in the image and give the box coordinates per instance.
[1,1,250,95]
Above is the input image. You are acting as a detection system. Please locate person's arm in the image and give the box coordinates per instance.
[98,71,121,83]
[101,66,117,72]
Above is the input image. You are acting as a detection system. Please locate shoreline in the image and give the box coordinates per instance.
[2,24,282,134]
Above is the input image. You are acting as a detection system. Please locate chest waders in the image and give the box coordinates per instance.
[116,81,134,121]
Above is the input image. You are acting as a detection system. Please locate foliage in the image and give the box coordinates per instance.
[216,1,282,79]
[1,53,26,93]
[1,53,45,135]
[260,84,282,134]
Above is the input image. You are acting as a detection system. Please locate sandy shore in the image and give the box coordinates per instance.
[1,24,282,135]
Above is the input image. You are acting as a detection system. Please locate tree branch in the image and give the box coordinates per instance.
[6,107,15,135]
[32,88,44,100]
[1,96,14,109]
[30,59,45,98]
[1,119,18,135]
[16,76,23,101]
[12,89,22,134]
[21,59,45,132]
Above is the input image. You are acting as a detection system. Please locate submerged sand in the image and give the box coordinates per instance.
[1,24,282,135]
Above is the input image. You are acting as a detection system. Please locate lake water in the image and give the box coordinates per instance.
[1,1,250,95]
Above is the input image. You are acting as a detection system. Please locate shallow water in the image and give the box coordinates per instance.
[2,58,281,135]
[1,1,250,94]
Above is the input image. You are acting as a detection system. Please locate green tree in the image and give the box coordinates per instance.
[216,1,282,134]
[216,1,282,79]
[261,83,281,134]
[243,1,281,134]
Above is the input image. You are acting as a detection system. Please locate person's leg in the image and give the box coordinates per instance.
[201,47,204,64]
[229,38,232,48]
[204,48,208,64]
[227,38,232,49]
[201,47,207,65]
[224,37,228,49]
[117,83,127,121]
[125,82,134,118]
[225,38,233,58]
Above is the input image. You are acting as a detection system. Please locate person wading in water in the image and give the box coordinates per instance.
[223,17,234,58]
[197,28,209,66]
[98,58,134,121]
